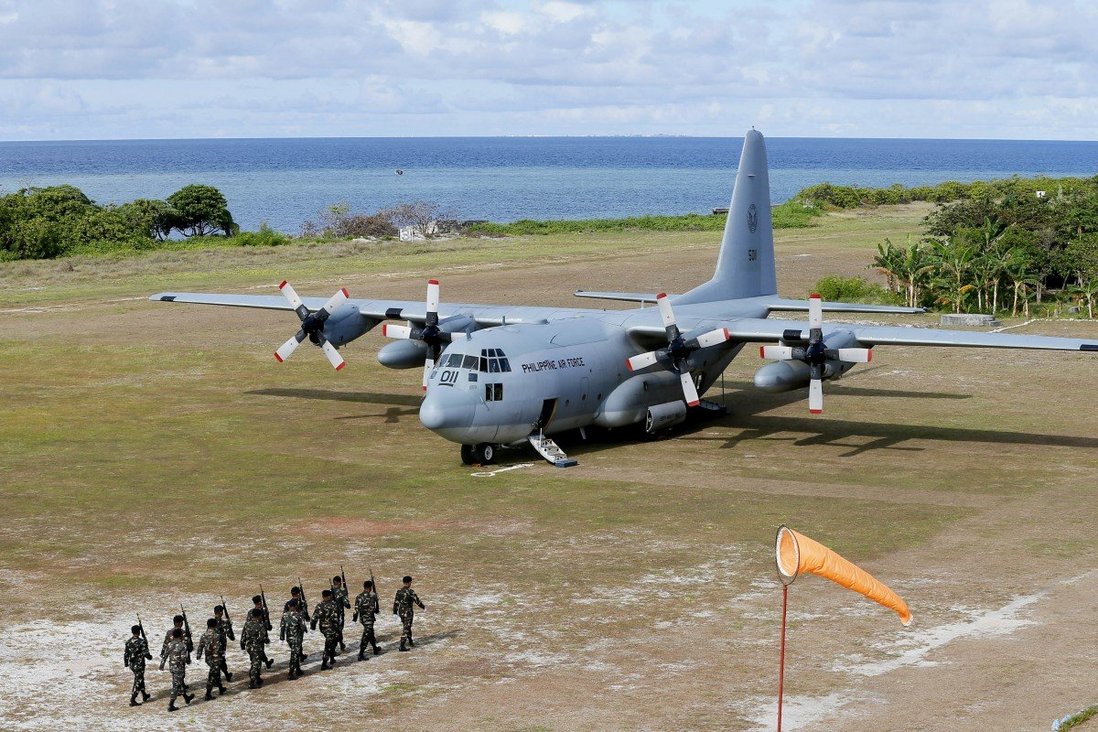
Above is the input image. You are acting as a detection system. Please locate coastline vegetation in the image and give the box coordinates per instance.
[4,174,1098,319]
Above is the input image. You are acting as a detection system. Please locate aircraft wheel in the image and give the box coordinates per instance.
[473,443,496,465]
[460,444,475,465]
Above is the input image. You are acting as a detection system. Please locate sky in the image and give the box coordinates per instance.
[1,0,1096,141]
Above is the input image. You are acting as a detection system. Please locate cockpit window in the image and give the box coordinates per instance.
[462,355,478,370]
[480,348,511,373]
[443,353,462,367]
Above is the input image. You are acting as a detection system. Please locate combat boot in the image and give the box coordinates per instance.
[183,692,194,705]
[265,657,274,669]
[408,636,415,647]
[224,670,233,682]
[399,639,408,652]
[142,691,151,702]
[256,677,263,687]
[129,694,139,707]
[204,687,213,701]
[168,701,178,712]
[358,648,365,661]
[218,685,227,696]
[321,658,329,670]
[249,681,257,690]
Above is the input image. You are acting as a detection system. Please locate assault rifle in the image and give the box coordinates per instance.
[298,577,310,622]
[370,566,379,616]
[259,584,273,631]
[136,613,148,643]
[180,604,194,653]
[341,564,348,593]
[220,595,235,641]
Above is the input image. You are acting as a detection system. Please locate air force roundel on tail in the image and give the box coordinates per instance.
[151,129,1098,467]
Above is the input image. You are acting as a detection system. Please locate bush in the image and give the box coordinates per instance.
[813,275,899,304]
[233,223,291,247]
[165,184,237,237]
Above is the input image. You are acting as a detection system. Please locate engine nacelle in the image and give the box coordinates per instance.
[378,339,429,369]
[323,304,377,346]
[646,400,688,433]
[753,358,854,393]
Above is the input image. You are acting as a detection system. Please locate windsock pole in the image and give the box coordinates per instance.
[777,583,789,732]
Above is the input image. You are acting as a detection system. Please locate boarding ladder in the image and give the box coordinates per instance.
[528,431,578,468]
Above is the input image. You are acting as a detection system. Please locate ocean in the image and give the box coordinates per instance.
[1,137,1097,233]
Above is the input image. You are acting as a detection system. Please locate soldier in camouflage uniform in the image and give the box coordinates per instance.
[161,615,187,658]
[284,586,311,623]
[353,579,380,659]
[331,575,351,653]
[280,598,308,680]
[213,604,234,681]
[252,595,275,669]
[393,575,426,652]
[311,588,340,669]
[123,625,153,706]
[241,607,268,688]
[160,628,194,712]
[195,617,227,700]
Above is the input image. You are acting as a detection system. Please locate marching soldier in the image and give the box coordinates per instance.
[123,625,153,706]
[311,589,340,669]
[161,615,187,659]
[331,574,351,653]
[393,575,426,652]
[241,608,268,688]
[280,598,308,680]
[284,585,311,623]
[353,579,380,659]
[195,618,227,700]
[213,604,234,682]
[160,628,193,712]
[252,594,275,669]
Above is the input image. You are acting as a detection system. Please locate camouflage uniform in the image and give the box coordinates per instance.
[354,589,380,657]
[280,607,307,678]
[393,586,424,648]
[195,628,225,694]
[124,635,152,703]
[310,598,340,666]
[215,613,234,680]
[162,638,190,707]
[241,614,267,687]
[332,583,351,650]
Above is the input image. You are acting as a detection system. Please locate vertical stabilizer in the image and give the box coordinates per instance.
[678,129,777,303]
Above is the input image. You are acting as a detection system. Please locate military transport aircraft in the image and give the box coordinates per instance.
[152,130,1098,466]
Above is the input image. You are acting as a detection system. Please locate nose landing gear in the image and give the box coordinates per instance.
[461,443,497,465]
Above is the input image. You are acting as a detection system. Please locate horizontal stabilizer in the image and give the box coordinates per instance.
[574,290,663,304]
[766,298,925,315]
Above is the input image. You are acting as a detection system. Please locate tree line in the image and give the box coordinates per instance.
[836,176,1098,318]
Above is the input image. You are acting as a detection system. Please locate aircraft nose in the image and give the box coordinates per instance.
[419,385,475,433]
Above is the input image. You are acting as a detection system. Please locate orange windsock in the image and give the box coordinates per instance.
[775,525,912,626]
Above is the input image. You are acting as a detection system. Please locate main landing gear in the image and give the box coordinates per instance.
[460,443,497,465]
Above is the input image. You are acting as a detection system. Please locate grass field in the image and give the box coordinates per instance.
[2,205,1097,730]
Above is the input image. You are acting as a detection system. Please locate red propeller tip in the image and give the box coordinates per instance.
[340,288,349,297]
[809,293,821,299]
[809,409,822,414]
[867,350,873,362]
[428,279,439,285]
[335,362,346,371]
[381,323,388,336]
[625,359,634,372]
[656,292,667,299]
[278,280,287,289]
[274,352,284,363]
[759,346,765,358]
[687,400,700,407]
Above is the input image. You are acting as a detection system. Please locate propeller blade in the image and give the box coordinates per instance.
[382,323,414,339]
[279,280,308,320]
[321,287,350,316]
[680,371,700,407]
[808,378,823,414]
[626,351,660,372]
[694,327,731,349]
[422,355,434,392]
[760,345,794,360]
[655,292,679,339]
[808,293,823,330]
[320,339,346,371]
[274,331,306,363]
[837,347,872,363]
[426,279,440,326]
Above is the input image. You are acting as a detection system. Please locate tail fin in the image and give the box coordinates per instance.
[679,129,777,304]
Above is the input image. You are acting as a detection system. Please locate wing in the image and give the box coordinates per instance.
[149,291,583,327]
[573,290,661,304]
[722,317,1098,353]
[764,297,925,315]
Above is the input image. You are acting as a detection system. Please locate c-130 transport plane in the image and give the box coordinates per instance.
[152,130,1097,466]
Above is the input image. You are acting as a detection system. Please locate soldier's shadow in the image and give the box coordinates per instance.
[140,628,463,705]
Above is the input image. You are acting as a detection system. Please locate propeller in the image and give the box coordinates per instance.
[759,293,872,414]
[625,293,731,407]
[381,279,467,391]
[273,280,349,370]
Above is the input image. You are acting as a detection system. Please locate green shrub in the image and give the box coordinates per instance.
[233,223,291,247]
[813,275,899,304]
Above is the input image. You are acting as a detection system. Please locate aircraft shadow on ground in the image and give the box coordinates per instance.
[139,629,459,706]
[247,388,423,423]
